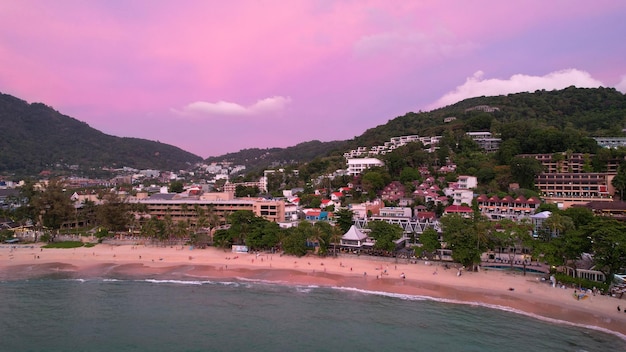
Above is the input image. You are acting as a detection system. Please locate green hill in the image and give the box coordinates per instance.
[0,93,202,176]
[204,140,349,174]
[348,86,626,151]
[3,87,625,179]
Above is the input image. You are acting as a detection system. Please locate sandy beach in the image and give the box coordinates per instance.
[2,243,625,339]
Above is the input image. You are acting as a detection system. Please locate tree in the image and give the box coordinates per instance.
[440,214,492,270]
[590,220,626,284]
[367,220,403,252]
[97,191,131,232]
[361,169,390,199]
[169,180,184,193]
[33,179,73,239]
[509,157,544,189]
[235,185,260,197]
[542,213,574,240]
[213,228,232,248]
[492,219,533,272]
[399,167,421,183]
[495,139,521,165]
[334,208,354,234]
[260,221,281,249]
[313,221,333,256]
[561,207,594,229]
[142,217,167,244]
[419,227,441,260]
[611,162,626,200]
[282,227,307,257]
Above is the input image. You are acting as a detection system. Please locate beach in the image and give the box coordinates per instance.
[2,243,626,340]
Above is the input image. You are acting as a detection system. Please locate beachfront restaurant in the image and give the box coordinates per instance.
[340,225,375,252]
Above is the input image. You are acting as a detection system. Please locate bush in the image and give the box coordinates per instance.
[42,241,85,249]
[554,273,609,293]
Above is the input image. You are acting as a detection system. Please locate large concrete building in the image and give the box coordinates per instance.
[466,132,501,153]
[535,173,615,209]
[346,158,385,176]
[476,194,541,221]
[129,192,286,225]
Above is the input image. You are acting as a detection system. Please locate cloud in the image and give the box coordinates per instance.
[616,75,626,94]
[427,69,605,110]
[173,96,291,116]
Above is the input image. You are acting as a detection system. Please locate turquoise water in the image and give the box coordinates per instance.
[0,276,624,352]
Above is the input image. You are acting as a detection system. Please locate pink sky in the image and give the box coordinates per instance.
[1,1,625,158]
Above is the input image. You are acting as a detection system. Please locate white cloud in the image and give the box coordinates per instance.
[616,75,626,94]
[427,69,605,110]
[173,96,291,116]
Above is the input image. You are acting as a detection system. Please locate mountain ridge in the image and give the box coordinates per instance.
[2,86,625,178]
[0,92,202,177]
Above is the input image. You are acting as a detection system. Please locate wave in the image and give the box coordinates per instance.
[66,278,87,283]
[42,276,626,342]
[142,279,208,285]
[330,285,626,342]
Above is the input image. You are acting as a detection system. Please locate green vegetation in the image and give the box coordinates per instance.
[0,92,202,176]
[42,241,89,249]
[3,87,626,283]
[204,140,348,175]
[553,273,609,293]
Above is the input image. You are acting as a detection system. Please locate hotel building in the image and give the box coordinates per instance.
[534,173,615,209]
[129,192,286,226]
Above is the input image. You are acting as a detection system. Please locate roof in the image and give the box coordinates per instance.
[416,211,436,219]
[342,225,368,241]
[531,211,552,219]
[149,193,178,200]
[585,201,626,211]
[445,205,473,213]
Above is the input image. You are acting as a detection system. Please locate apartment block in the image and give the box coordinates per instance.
[346,158,385,176]
[129,196,285,225]
[476,194,541,220]
[466,132,501,152]
[535,173,615,209]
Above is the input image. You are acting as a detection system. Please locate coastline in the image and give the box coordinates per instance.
[2,243,626,340]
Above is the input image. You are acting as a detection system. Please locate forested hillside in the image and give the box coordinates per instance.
[0,93,202,176]
[349,87,626,151]
[208,87,626,176]
[2,87,624,179]
[204,140,349,174]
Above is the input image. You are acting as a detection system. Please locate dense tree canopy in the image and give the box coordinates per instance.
[367,220,403,252]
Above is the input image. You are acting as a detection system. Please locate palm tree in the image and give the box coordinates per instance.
[330,225,344,257]
[313,222,333,256]
[543,213,574,240]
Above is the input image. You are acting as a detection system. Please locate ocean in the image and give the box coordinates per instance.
[0,276,624,352]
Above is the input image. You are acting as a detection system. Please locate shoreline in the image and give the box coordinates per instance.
[2,243,626,340]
